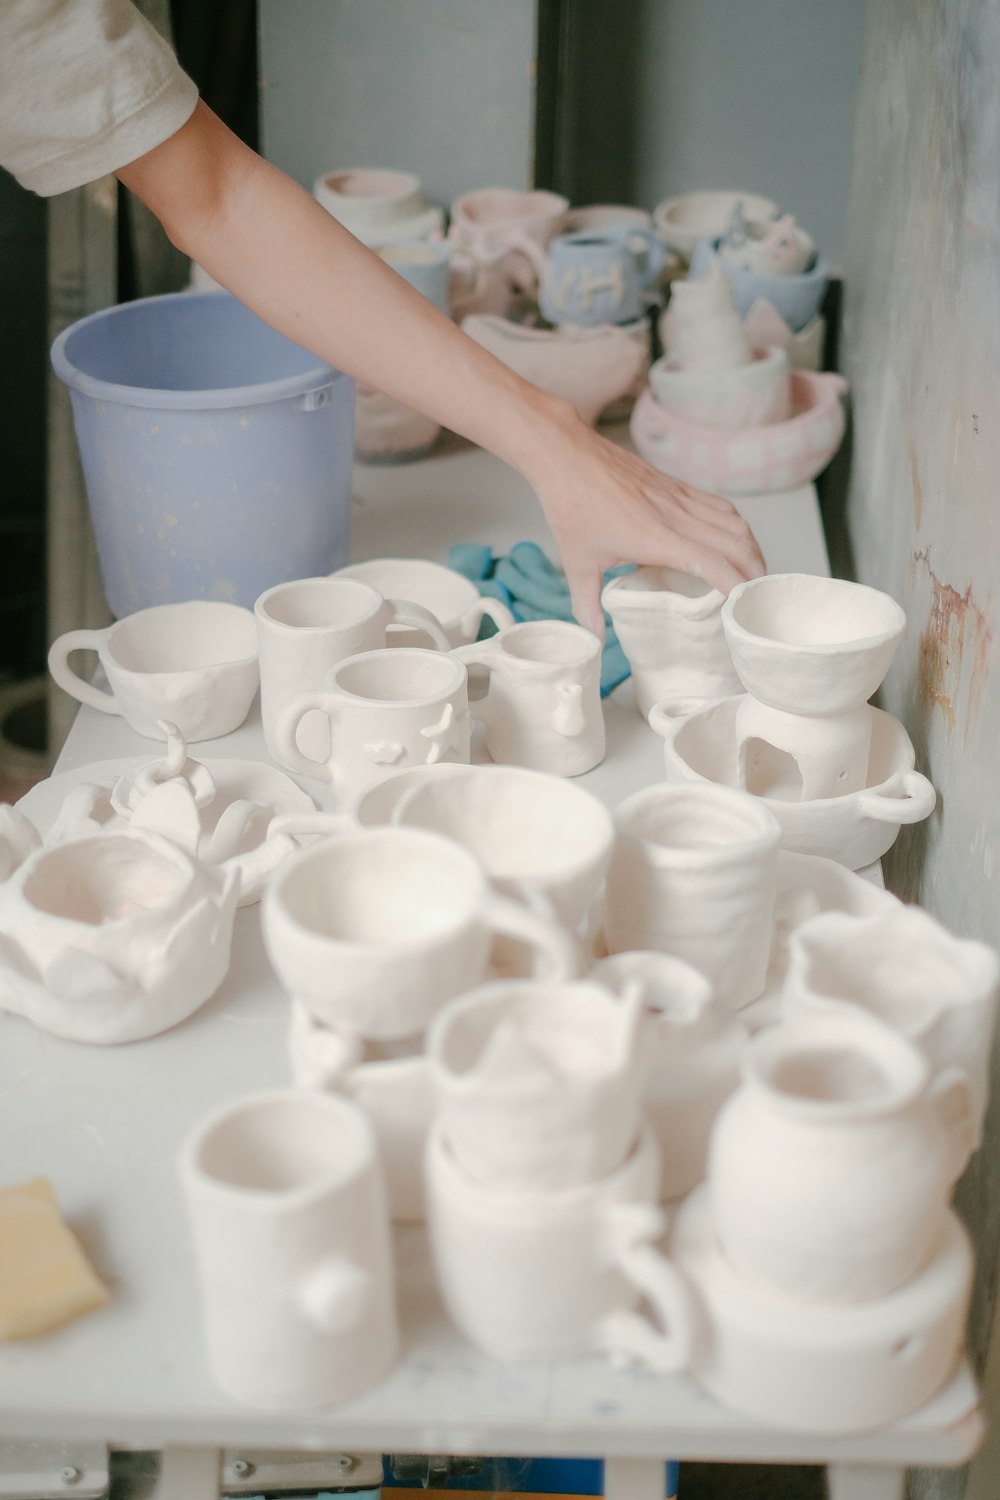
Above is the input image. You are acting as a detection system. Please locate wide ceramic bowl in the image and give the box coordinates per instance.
[649,696,936,869]
[649,347,790,430]
[631,372,847,495]
[689,236,829,333]
[654,192,779,263]
[722,574,906,715]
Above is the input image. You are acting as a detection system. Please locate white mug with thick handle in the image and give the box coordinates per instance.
[48,601,259,742]
[255,576,451,767]
[274,648,472,804]
[263,825,581,1040]
[425,1122,693,1370]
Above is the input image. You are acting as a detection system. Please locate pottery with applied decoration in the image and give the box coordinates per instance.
[334,557,514,648]
[181,1089,398,1408]
[653,192,779,264]
[48,601,258,743]
[719,207,815,277]
[447,188,568,318]
[535,228,665,329]
[263,826,579,1041]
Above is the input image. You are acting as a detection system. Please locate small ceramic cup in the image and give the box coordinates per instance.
[256,576,451,769]
[538,228,665,328]
[48,601,258,742]
[453,620,605,777]
[333,558,514,647]
[601,567,742,720]
[448,187,569,318]
[275,648,472,803]
[427,979,647,1192]
[389,763,615,929]
[604,783,782,1010]
[180,1090,398,1409]
[425,1123,692,1369]
[376,240,452,314]
[262,826,579,1040]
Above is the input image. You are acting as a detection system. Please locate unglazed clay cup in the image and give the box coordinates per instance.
[256,576,451,768]
[536,227,665,329]
[275,648,471,804]
[180,1089,398,1409]
[648,346,791,429]
[333,558,514,647]
[447,187,569,317]
[453,620,605,777]
[262,826,579,1040]
[601,567,741,719]
[426,1123,692,1369]
[48,601,258,742]
[653,191,779,263]
[783,906,998,1163]
[427,979,647,1192]
[604,783,782,1010]
[313,167,443,247]
[722,574,907,715]
[709,1015,960,1305]
[389,764,615,929]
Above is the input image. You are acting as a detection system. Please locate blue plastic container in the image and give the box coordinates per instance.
[51,291,355,617]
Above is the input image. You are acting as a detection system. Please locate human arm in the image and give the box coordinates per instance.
[117,101,765,633]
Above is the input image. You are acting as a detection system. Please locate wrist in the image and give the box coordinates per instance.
[497,386,587,484]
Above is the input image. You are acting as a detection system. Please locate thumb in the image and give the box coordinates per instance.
[565,561,606,642]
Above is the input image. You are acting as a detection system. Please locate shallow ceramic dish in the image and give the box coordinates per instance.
[631,373,847,495]
[653,192,779,263]
[17,755,321,905]
[649,347,790,430]
[649,696,935,869]
[689,236,829,333]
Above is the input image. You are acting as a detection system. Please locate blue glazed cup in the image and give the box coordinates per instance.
[376,239,452,316]
[689,236,829,333]
[540,227,665,328]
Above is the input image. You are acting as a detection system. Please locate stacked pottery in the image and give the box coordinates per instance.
[264,827,578,1221]
[691,204,830,353]
[671,1013,975,1432]
[632,253,847,494]
[651,573,937,868]
[424,979,692,1370]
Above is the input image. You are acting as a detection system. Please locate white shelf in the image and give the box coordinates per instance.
[0,432,979,1481]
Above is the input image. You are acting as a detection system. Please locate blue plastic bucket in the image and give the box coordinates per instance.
[51,291,355,617]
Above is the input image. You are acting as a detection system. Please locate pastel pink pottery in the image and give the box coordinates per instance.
[709,1015,959,1304]
[313,168,442,247]
[461,316,647,427]
[448,188,568,318]
[650,348,790,431]
[631,373,848,495]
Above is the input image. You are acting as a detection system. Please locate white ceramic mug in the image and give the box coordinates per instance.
[48,602,258,742]
[453,620,605,777]
[262,826,580,1040]
[604,783,782,1010]
[334,558,514,648]
[274,648,472,802]
[389,763,615,930]
[427,980,647,1191]
[426,1123,692,1369]
[180,1089,398,1408]
[255,576,450,768]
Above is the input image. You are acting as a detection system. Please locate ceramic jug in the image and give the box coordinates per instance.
[533,228,665,328]
[601,567,742,719]
[783,906,998,1162]
[709,1014,966,1304]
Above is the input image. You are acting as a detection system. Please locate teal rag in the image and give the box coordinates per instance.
[448,541,631,697]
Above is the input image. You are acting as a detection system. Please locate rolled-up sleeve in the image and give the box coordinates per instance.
[0,0,198,197]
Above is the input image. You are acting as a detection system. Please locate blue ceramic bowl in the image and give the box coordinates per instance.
[689,237,829,333]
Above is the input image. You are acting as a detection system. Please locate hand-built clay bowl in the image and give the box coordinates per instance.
[649,347,790,430]
[689,236,829,333]
[654,192,779,263]
[630,372,847,495]
[722,574,907,715]
[650,695,936,869]
[312,167,443,247]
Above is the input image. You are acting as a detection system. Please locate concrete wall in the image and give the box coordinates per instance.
[842,4,1000,1494]
[258,0,539,212]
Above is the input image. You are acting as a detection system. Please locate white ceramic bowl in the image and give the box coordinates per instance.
[649,347,790,430]
[722,574,906,714]
[654,192,779,262]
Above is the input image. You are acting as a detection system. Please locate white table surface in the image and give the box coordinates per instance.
[0,432,981,1478]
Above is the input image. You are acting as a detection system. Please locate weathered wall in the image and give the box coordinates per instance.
[842,5,1000,1494]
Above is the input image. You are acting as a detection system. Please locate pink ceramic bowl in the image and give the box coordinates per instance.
[631,371,848,495]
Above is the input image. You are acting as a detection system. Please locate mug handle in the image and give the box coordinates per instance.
[299,1258,372,1333]
[452,637,536,680]
[274,690,343,785]
[856,771,937,825]
[626,225,667,288]
[457,597,515,642]
[483,892,582,980]
[386,596,452,650]
[48,627,119,715]
[597,1202,694,1374]
[928,1065,979,1181]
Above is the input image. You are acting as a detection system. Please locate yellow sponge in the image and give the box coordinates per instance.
[0,1177,110,1340]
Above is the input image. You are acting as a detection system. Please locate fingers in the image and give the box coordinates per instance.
[663,506,765,583]
[564,559,607,642]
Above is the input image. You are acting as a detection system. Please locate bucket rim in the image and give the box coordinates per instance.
[50,290,347,411]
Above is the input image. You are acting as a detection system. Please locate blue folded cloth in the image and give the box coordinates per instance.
[448,540,632,697]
